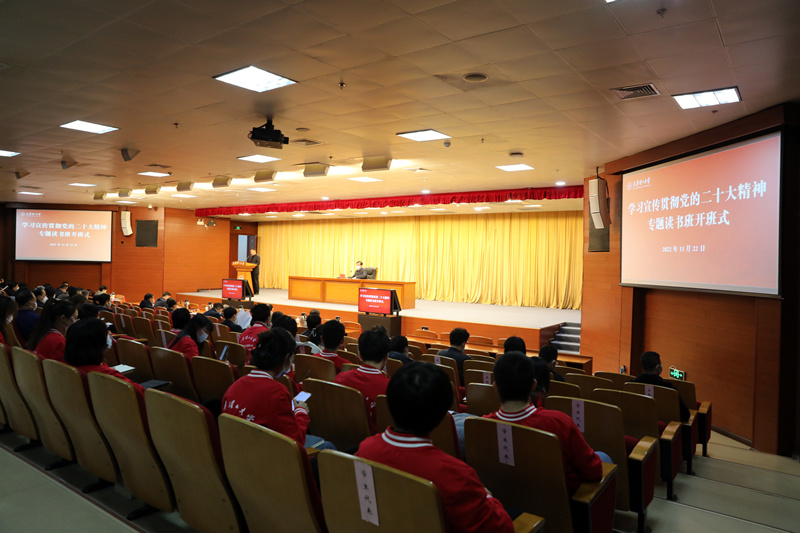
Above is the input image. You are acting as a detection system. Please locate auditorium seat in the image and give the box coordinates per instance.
[156,307,171,317]
[565,374,614,399]
[429,342,450,351]
[276,374,296,396]
[467,335,494,346]
[295,354,336,383]
[98,309,116,324]
[150,347,200,402]
[548,381,582,399]
[12,347,75,466]
[341,320,361,332]
[154,329,175,348]
[88,372,175,518]
[546,396,658,533]
[666,378,712,456]
[154,317,171,332]
[465,417,616,533]
[117,338,155,383]
[385,358,402,377]
[304,378,371,448]
[406,339,427,355]
[594,372,634,390]
[42,360,119,491]
[191,357,238,405]
[0,345,39,446]
[465,383,500,416]
[593,388,682,501]
[464,359,495,373]
[375,394,461,460]
[240,365,256,377]
[336,350,359,364]
[211,322,230,345]
[215,341,247,374]
[134,316,158,347]
[145,389,245,533]
[344,342,359,354]
[342,335,358,346]
[464,369,494,387]
[218,414,327,533]
[556,364,586,376]
[406,345,423,359]
[414,329,439,339]
[464,348,494,359]
[420,354,462,389]
[117,313,138,338]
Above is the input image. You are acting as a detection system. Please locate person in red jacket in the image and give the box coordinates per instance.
[64,317,144,396]
[315,319,349,371]
[239,303,271,363]
[167,314,212,359]
[357,362,514,533]
[484,353,606,494]
[334,328,390,434]
[29,300,77,362]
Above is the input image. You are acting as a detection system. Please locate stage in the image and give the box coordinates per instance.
[177,288,581,351]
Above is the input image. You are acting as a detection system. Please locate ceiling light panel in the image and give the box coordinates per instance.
[0,150,20,157]
[138,171,170,177]
[172,194,196,198]
[496,164,534,172]
[18,191,43,195]
[348,177,383,183]
[238,154,281,163]
[248,187,276,192]
[69,183,96,187]
[214,66,296,93]
[396,129,451,142]
[673,87,741,110]
[60,120,118,134]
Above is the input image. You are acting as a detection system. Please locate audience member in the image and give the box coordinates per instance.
[44,285,56,302]
[14,289,39,344]
[204,302,224,319]
[239,304,271,361]
[139,293,155,309]
[632,351,690,422]
[270,311,285,328]
[485,353,605,494]
[32,286,47,308]
[437,327,472,384]
[334,329,391,433]
[357,362,514,532]
[316,319,349,371]
[154,291,171,308]
[389,335,414,365]
[539,344,565,382]
[170,308,191,333]
[301,313,321,337]
[221,306,243,333]
[55,282,69,297]
[70,293,87,307]
[167,314,212,359]
[0,295,18,348]
[77,303,101,320]
[94,293,112,309]
[503,336,526,353]
[28,301,77,361]
[3,280,19,297]
[165,298,178,313]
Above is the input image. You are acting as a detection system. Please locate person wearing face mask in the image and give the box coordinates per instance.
[222,327,332,449]
[0,295,19,349]
[32,286,47,308]
[167,314,212,359]
[64,318,144,396]
[28,301,77,361]
[14,289,39,344]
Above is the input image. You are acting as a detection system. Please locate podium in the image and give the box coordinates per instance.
[232,261,257,297]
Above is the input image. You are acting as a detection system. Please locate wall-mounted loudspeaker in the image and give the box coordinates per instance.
[121,211,133,237]
[589,178,611,229]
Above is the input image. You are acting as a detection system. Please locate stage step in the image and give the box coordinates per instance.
[551,340,580,352]
[549,321,581,354]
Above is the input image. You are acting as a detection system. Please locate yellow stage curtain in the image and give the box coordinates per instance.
[258,211,582,309]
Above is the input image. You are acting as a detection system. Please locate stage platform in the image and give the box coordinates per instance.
[177,288,581,352]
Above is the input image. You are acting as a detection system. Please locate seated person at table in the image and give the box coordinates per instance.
[28,301,78,361]
[167,314,212,359]
[315,319,349,372]
[485,353,605,494]
[389,335,414,365]
[94,293,112,310]
[357,362,514,533]
[14,289,39,344]
[437,327,472,384]
[632,351,690,422]
[334,329,391,434]
[170,308,190,333]
[350,260,367,279]
[64,318,144,396]
[539,344,565,382]
[164,298,178,313]
[203,302,224,320]
[154,291,171,308]
[222,327,332,449]
[221,306,243,333]
[502,336,526,354]
[139,293,155,310]
[240,303,271,362]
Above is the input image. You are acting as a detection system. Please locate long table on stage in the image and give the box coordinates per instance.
[288,276,416,310]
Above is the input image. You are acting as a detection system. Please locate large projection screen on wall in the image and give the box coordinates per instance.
[15,209,113,262]
[621,132,781,296]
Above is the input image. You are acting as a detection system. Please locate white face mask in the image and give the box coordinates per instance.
[106,335,113,350]
[41,296,48,304]
[5,315,13,325]
[197,331,209,343]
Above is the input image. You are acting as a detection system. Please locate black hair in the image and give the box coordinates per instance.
[390,335,408,353]
[15,289,34,307]
[387,362,452,436]
[308,325,323,347]
[78,303,101,320]
[33,286,45,298]
[212,302,224,310]
[308,309,320,317]
[28,301,76,351]
[530,357,551,402]
[165,298,177,308]
[538,344,559,364]
[358,329,391,364]
[321,319,346,350]
[169,314,212,350]
[70,293,87,306]
[67,286,79,298]
[273,314,298,336]
[64,318,108,367]
[449,327,470,346]
[493,352,535,403]
[641,351,661,373]
[250,303,271,324]
[171,308,191,330]
[250,327,296,372]
[503,336,527,353]
[45,286,56,299]
[162,291,171,297]
[271,311,284,326]
[371,325,388,335]
[98,285,107,292]
[94,293,111,307]
[305,314,321,330]
[144,293,153,300]
[223,306,237,320]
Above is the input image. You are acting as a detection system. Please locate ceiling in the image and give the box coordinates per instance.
[1,0,799,222]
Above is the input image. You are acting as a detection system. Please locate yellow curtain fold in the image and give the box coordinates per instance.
[257,211,582,309]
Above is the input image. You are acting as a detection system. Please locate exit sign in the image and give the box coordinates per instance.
[669,366,686,381]
[234,225,242,230]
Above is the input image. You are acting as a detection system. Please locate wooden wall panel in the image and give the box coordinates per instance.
[111,207,165,302]
[754,298,782,452]
[19,261,103,290]
[163,209,230,294]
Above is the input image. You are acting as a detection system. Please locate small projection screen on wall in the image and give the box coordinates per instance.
[15,209,113,262]
[621,132,781,296]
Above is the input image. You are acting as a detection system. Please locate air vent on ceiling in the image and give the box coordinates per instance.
[611,84,660,100]
[306,211,325,215]
[93,173,116,178]
[19,185,41,189]
[292,138,324,147]
[146,163,171,169]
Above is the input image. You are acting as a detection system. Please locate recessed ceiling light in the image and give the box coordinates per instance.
[321,196,330,201]
[116,201,137,204]
[240,213,251,216]
[523,204,543,208]
[496,164,534,172]
[396,129,450,142]
[348,177,382,183]
[365,207,382,210]
[0,150,20,157]
[238,154,280,163]
[265,215,278,218]
[214,66,296,93]
[18,191,44,195]
[390,211,405,214]
[293,213,306,217]
[673,87,740,109]
[381,211,388,215]
[321,213,335,216]
[248,187,276,192]
[505,199,523,203]
[355,212,368,215]
[474,206,490,211]
[60,120,118,134]
[555,181,566,186]
[172,194,196,198]
[69,182,97,187]
[431,208,446,211]
[421,190,430,194]
[138,171,170,177]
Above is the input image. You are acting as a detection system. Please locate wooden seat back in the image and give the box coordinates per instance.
[219,414,326,533]
[344,342,359,354]
[42,360,118,483]
[154,329,176,348]
[12,347,74,461]
[294,354,336,383]
[464,368,494,386]
[99,310,116,324]
[375,395,461,459]
[556,364,586,376]
[134,316,158,347]
[429,342,450,351]
[623,382,681,424]
[406,339,428,354]
[664,378,696,407]
[318,450,447,533]
[336,350,359,364]
[156,307,171,317]
[88,372,174,512]
[154,317,171,332]
[420,354,461,388]
[548,380,582,398]
[385,358,403,377]
[117,313,138,337]
[594,372,634,390]
[464,350,493,360]
[0,344,38,440]
[145,389,244,533]
[465,383,500,416]
[341,321,361,332]
[191,357,237,405]
[565,374,614,399]
[150,347,200,402]
[215,341,247,374]
[116,338,155,382]
[342,335,358,346]
[141,308,155,319]
[303,378,371,450]
[406,345,422,359]
[414,329,439,339]
[468,335,494,346]
[464,359,495,373]
[211,322,230,345]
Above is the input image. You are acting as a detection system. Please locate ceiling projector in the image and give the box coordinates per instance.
[248,119,289,149]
